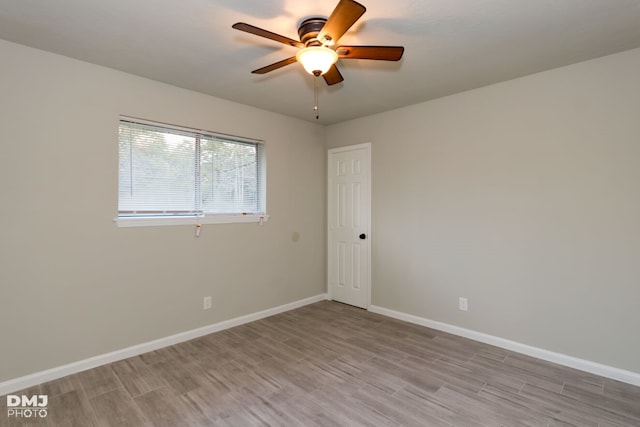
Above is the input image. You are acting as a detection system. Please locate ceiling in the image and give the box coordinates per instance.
[1,0,640,125]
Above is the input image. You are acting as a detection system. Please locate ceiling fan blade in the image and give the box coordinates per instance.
[251,56,298,74]
[232,23,303,48]
[317,0,366,45]
[323,65,344,86]
[336,46,405,61]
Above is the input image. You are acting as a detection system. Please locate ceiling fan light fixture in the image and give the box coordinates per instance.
[296,46,338,76]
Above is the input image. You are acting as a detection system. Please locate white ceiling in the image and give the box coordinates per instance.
[1,0,640,125]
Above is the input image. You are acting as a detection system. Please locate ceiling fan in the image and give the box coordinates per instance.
[232,0,405,86]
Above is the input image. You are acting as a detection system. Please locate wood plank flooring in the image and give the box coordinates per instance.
[2,301,640,426]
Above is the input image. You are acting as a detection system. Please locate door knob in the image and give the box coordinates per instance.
[359,233,367,240]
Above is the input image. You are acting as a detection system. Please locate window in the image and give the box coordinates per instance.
[117,117,266,226]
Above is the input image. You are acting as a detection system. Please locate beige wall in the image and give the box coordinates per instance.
[327,48,640,373]
[0,40,326,382]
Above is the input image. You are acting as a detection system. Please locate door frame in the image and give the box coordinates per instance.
[327,142,372,309]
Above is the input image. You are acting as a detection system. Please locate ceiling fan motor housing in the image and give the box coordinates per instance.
[298,18,328,46]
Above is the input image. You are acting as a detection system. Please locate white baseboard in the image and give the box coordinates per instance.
[369,305,640,387]
[0,294,328,396]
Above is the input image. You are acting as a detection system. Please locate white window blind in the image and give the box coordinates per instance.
[118,118,265,219]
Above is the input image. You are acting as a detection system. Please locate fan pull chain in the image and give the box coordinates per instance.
[313,75,319,120]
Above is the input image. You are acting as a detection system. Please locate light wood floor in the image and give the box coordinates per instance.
[2,301,640,426]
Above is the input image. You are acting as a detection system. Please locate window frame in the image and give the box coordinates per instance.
[115,116,267,228]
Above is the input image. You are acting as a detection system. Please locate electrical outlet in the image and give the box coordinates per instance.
[203,296,212,310]
[459,297,468,312]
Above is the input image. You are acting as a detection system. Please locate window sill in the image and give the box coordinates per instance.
[114,214,269,228]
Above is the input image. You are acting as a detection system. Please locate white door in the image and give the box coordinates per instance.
[328,143,371,309]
